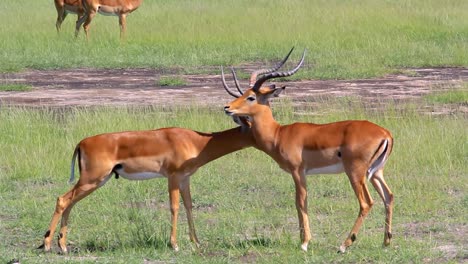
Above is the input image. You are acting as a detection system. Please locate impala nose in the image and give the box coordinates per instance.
[224,106,232,115]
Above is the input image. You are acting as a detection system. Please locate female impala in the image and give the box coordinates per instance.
[37,56,294,253]
[222,49,394,252]
[54,0,85,36]
[77,0,143,39]
[38,120,252,253]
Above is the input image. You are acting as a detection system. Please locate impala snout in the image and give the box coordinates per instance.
[224,105,234,116]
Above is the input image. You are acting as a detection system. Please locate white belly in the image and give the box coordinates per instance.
[116,168,165,181]
[305,163,344,175]
[97,6,120,16]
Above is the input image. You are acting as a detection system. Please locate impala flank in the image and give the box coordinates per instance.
[222,48,394,252]
[39,119,255,253]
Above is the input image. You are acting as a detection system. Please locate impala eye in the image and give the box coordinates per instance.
[247,96,256,102]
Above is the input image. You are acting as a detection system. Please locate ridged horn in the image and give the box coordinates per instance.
[221,66,240,98]
[249,47,295,87]
[252,49,306,92]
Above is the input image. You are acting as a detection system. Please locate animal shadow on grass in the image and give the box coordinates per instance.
[60,224,171,254]
[219,236,277,249]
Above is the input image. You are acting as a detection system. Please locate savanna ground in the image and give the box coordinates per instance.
[1,0,467,263]
[0,67,468,113]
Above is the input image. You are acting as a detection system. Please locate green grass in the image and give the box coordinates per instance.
[0,84,33,92]
[1,0,467,78]
[0,100,466,263]
[157,76,187,86]
[424,88,468,104]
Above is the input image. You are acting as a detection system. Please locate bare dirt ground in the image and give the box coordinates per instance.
[0,67,467,114]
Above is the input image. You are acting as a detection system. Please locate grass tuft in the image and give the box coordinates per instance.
[0,84,33,92]
[157,76,187,87]
[424,88,468,104]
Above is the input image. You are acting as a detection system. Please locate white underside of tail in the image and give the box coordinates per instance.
[69,148,79,184]
[367,139,388,180]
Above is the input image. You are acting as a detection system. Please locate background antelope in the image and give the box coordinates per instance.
[222,48,394,252]
[77,0,144,39]
[54,0,85,36]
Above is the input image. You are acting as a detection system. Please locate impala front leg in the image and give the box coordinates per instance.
[55,7,67,33]
[83,10,96,40]
[179,177,200,248]
[75,14,87,38]
[119,14,127,40]
[168,177,180,251]
[291,170,311,251]
[74,13,85,37]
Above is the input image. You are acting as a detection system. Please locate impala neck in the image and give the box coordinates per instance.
[249,106,281,152]
[195,126,255,166]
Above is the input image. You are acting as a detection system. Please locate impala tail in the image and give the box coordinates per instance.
[367,138,393,180]
[69,146,80,184]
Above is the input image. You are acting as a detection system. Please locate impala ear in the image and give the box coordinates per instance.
[272,86,286,97]
[265,85,285,98]
[258,85,286,104]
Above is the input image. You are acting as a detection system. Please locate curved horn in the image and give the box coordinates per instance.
[230,67,244,95]
[252,49,306,92]
[221,66,240,98]
[249,47,295,87]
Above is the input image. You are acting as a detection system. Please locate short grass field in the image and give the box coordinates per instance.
[0,98,466,263]
[1,0,467,78]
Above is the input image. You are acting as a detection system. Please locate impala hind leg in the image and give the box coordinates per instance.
[40,181,99,253]
[340,169,374,253]
[55,7,67,33]
[179,177,200,248]
[291,170,311,251]
[40,162,112,253]
[370,169,394,246]
[74,13,85,37]
[75,14,87,38]
[56,181,103,253]
[83,10,96,40]
[40,188,72,252]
